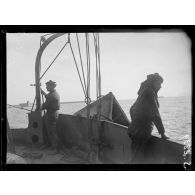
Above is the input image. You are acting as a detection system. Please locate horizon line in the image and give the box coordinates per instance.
[7,95,191,106]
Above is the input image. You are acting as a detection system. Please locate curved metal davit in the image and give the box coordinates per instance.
[35,33,66,110]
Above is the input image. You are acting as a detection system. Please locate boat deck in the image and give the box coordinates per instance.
[7,145,90,164]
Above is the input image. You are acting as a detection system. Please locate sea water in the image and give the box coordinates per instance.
[119,96,192,142]
[7,96,191,143]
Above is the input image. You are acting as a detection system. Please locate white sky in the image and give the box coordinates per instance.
[7,32,192,105]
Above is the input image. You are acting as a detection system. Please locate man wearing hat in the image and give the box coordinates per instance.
[128,73,169,163]
[40,80,60,155]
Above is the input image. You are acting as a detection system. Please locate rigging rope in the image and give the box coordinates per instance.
[93,33,102,119]
[76,33,87,93]
[69,37,87,97]
[97,34,102,120]
[93,33,102,99]
[93,33,99,100]
[40,39,69,81]
[85,33,92,143]
[85,33,91,104]
[35,33,101,117]
[97,33,102,98]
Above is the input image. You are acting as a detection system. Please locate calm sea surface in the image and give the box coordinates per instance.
[119,96,192,142]
[7,96,191,143]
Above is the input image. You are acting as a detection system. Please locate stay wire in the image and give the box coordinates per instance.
[85,33,91,141]
[87,34,91,99]
[97,34,101,98]
[40,39,69,81]
[76,33,87,92]
[93,33,99,100]
[69,40,87,97]
[97,33,102,97]
[85,33,90,102]
[94,33,102,119]
[94,33,101,98]
[97,33,102,118]
[93,33,100,119]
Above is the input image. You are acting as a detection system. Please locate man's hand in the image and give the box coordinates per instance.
[40,89,46,96]
[161,133,170,140]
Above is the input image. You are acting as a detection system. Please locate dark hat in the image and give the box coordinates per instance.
[46,80,57,88]
[147,73,163,83]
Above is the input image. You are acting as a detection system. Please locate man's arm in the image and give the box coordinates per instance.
[41,102,48,110]
[40,88,47,96]
[146,90,165,136]
[40,88,48,110]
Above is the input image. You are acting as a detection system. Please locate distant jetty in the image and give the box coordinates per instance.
[19,101,30,107]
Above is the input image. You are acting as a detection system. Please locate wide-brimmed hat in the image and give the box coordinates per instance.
[45,80,57,88]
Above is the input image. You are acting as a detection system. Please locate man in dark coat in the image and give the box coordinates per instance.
[128,73,169,163]
[41,80,60,155]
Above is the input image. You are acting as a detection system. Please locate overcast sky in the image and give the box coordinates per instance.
[7,31,191,105]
